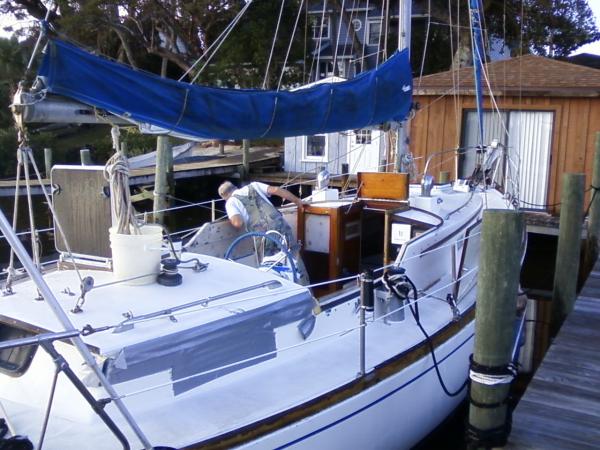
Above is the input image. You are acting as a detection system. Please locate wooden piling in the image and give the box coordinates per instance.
[80,148,92,166]
[219,140,225,155]
[120,141,128,157]
[153,136,172,224]
[341,163,349,191]
[552,172,585,334]
[44,148,52,177]
[585,133,600,264]
[242,139,250,180]
[439,171,450,184]
[468,210,523,449]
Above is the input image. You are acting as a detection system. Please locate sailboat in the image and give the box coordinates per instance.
[0,1,519,449]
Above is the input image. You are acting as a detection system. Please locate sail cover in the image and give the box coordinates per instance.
[38,39,413,140]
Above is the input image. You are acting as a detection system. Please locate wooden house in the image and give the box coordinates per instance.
[411,55,600,213]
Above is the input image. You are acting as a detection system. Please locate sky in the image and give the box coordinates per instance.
[573,0,600,55]
[1,0,600,56]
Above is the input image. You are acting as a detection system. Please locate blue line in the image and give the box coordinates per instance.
[276,333,474,449]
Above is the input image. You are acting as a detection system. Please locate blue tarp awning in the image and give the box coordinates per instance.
[38,39,412,140]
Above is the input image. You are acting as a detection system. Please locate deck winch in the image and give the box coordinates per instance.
[157,258,183,287]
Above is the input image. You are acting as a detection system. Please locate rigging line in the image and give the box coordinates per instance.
[25,147,86,286]
[332,0,347,75]
[340,0,358,66]
[5,157,22,289]
[180,2,253,81]
[374,1,386,67]
[360,0,371,72]
[192,0,254,83]
[382,0,390,60]
[417,0,432,90]
[373,266,479,323]
[37,366,60,450]
[117,262,476,401]
[281,131,386,189]
[0,227,54,241]
[373,230,483,274]
[263,0,287,89]
[116,318,364,400]
[446,1,458,160]
[303,0,308,83]
[315,0,329,80]
[277,0,305,91]
[22,148,41,270]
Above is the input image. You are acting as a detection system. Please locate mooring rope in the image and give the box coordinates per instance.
[104,127,140,235]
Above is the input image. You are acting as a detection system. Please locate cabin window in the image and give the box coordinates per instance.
[304,134,328,161]
[0,323,38,377]
[311,15,330,40]
[354,129,372,145]
[367,20,382,46]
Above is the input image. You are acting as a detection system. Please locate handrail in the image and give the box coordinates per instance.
[114,265,480,400]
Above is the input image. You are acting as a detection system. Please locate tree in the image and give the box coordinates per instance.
[423,0,599,69]
[0,0,306,87]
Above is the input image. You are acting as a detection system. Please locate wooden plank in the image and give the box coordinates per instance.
[357,172,409,200]
[508,254,600,448]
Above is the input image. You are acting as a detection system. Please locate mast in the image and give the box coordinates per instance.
[395,0,411,173]
[469,0,486,164]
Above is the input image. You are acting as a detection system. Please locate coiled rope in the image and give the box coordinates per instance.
[104,127,140,235]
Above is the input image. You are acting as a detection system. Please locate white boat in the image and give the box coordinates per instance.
[0,168,515,449]
[0,2,521,449]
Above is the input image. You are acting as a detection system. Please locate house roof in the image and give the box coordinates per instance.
[414,54,600,98]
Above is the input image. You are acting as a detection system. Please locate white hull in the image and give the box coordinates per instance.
[0,186,512,450]
[245,326,473,450]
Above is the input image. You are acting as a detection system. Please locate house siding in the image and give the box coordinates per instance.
[410,94,600,213]
[284,133,348,175]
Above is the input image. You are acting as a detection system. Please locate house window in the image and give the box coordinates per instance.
[318,61,334,79]
[304,135,328,161]
[367,20,381,46]
[355,129,372,144]
[311,15,330,40]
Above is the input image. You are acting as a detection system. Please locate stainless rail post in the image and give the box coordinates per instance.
[211,199,216,222]
[359,270,374,376]
[0,208,152,449]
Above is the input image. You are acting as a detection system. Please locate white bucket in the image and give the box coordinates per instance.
[109,225,163,285]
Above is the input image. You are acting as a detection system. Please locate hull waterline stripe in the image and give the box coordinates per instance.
[184,305,476,449]
[276,332,474,449]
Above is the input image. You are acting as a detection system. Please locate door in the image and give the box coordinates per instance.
[506,111,553,209]
[347,129,382,173]
[460,110,553,209]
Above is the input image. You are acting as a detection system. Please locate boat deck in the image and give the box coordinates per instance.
[506,257,600,449]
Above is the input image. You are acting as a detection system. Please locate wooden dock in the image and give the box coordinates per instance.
[506,257,600,449]
[0,147,281,196]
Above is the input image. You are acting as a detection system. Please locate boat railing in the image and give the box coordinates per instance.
[0,231,481,448]
[421,146,475,180]
[111,264,479,401]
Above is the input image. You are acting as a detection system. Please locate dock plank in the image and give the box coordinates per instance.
[507,257,600,449]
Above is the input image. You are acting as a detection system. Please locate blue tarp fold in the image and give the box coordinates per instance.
[39,39,412,139]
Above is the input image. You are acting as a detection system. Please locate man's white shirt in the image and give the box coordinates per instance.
[225,182,271,224]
